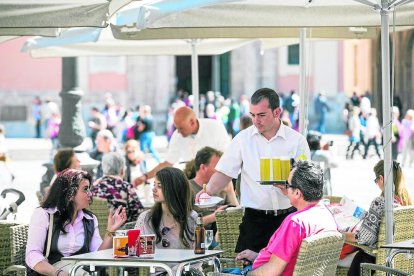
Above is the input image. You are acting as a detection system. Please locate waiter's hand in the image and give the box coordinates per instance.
[273,183,288,196]
[195,189,210,203]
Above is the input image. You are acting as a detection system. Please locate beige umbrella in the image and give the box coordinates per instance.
[0,0,133,36]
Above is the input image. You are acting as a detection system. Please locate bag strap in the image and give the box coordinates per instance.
[45,213,54,258]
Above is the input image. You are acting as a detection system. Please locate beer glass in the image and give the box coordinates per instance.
[272,158,282,181]
[260,158,271,181]
[280,157,291,180]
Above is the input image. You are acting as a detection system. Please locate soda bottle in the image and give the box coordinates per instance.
[194,213,206,254]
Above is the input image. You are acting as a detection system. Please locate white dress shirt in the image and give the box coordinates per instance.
[216,123,310,210]
[165,119,230,164]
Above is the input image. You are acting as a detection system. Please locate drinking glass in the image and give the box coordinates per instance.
[205,230,214,249]
[260,158,271,181]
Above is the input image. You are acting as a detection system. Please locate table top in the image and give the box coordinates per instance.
[381,239,414,250]
[63,249,223,263]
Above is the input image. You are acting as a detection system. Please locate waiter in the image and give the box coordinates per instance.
[197,88,310,252]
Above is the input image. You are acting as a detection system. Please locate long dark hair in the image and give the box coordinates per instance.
[42,169,93,233]
[149,167,194,248]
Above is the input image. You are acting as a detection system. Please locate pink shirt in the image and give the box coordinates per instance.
[252,202,338,275]
[25,207,102,269]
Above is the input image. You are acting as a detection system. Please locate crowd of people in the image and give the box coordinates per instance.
[21,87,413,276]
[343,91,414,165]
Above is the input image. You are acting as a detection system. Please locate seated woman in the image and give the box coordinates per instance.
[39,148,81,199]
[134,167,197,249]
[134,167,198,274]
[91,152,143,223]
[26,169,127,276]
[342,160,413,276]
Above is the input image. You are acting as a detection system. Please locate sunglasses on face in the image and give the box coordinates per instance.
[161,227,171,248]
[278,180,298,190]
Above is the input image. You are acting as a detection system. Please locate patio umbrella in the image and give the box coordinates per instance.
[22,27,253,57]
[111,0,414,245]
[0,0,134,35]
[22,27,255,116]
[0,28,62,37]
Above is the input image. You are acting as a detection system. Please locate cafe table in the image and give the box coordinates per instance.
[63,248,223,276]
[381,239,414,268]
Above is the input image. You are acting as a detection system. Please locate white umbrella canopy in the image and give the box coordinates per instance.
[112,25,381,40]
[23,27,254,58]
[22,26,256,116]
[0,27,62,37]
[0,0,133,32]
[114,0,414,29]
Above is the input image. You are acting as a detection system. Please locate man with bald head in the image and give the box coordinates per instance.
[134,106,230,186]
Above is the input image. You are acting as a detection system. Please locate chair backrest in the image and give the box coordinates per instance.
[376,205,414,273]
[88,197,110,238]
[0,221,29,273]
[293,231,344,276]
[360,263,410,276]
[215,207,243,259]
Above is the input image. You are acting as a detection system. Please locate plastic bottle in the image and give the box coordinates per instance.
[194,214,206,254]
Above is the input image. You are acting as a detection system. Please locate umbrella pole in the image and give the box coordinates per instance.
[299,28,307,136]
[191,39,200,118]
[380,2,394,245]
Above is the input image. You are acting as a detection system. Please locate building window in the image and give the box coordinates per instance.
[288,44,299,65]
[0,105,27,121]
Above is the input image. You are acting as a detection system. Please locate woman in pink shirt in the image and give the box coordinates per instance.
[26,169,127,276]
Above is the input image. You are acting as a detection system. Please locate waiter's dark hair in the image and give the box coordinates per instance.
[251,88,280,111]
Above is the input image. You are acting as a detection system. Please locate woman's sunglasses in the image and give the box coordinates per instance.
[161,227,171,247]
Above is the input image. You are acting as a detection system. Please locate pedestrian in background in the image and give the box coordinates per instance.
[363,108,382,159]
[314,93,330,133]
[32,96,42,138]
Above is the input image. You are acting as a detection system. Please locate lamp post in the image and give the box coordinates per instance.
[39,57,99,195]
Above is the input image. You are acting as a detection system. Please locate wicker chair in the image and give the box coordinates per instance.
[215,207,244,270]
[360,263,410,276]
[293,231,344,275]
[88,197,110,238]
[207,231,344,276]
[0,221,29,276]
[337,205,414,275]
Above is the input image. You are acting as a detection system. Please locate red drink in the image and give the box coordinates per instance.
[127,229,140,256]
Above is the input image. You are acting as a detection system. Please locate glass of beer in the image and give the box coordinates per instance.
[272,158,282,181]
[260,158,271,181]
[280,157,291,180]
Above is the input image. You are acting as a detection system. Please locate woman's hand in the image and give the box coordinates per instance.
[107,206,127,232]
[341,231,357,243]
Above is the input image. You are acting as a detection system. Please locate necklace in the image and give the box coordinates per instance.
[162,216,177,229]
